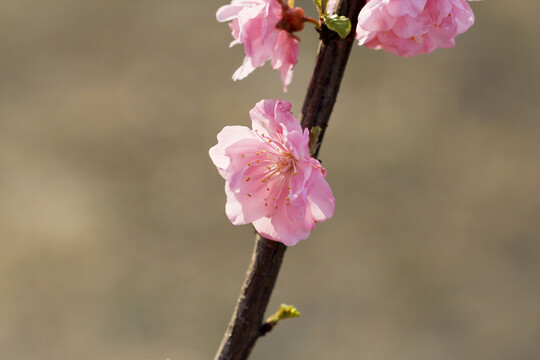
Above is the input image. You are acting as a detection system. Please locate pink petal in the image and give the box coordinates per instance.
[253,205,314,246]
[209,126,256,178]
[226,138,270,187]
[233,56,257,81]
[392,14,430,39]
[216,4,244,22]
[358,2,397,32]
[287,159,313,200]
[307,169,335,221]
[386,0,427,18]
[356,26,376,46]
[271,32,299,92]
[225,184,272,225]
[453,0,475,34]
[282,127,309,160]
[286,191,308,222]
[249,99,297,139]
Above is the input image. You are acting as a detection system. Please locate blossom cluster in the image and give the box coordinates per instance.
[211,0,480,245]
[217,0,480,87]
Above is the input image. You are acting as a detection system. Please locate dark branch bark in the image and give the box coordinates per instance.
[301,0,367,158]
[214,235,286,360]
[213,2,366,360]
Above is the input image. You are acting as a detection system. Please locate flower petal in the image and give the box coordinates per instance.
[216,4,244,22]
[307,168,335,221]
[253,205,314,246]
[225,182,272,225]
[209,126,257,178]
[233,55,257,81]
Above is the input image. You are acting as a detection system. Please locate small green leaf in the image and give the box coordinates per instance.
[266,304,301,326]
[322,13,352,39]
[314,0,329,15]
[321,0,328,14]
[309,126,323,155]
[313,0,322,14]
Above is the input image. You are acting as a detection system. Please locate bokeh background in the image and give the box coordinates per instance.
[1,1,539,359]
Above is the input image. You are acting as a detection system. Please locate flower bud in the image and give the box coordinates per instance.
[277,7,305,33]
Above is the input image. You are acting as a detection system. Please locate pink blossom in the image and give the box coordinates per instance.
[216,1,304,92]
[209,99,335,246]
[356,0,478,57]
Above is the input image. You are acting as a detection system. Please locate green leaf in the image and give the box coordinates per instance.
[313,0,322,14]
[266,304,301,326]
[321,0,328,14]
[322,13,352,39]
[314,0,329,15]
[309,126,323,156]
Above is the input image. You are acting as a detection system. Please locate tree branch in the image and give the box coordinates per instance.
[301,0,366,157]
[214,235,286,360]
[213,2,366,359]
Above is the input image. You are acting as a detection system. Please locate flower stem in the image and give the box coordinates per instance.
[213,1,366,360]
[304,16,321,28]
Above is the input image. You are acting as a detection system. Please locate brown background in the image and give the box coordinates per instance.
[1,1,539,359]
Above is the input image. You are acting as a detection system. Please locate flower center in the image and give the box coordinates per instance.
[241,136,298,209]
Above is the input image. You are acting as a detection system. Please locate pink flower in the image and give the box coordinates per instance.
[356,0,478,57]
[216,0,304,92]
[209,99,335,246]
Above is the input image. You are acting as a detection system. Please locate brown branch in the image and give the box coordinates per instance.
[213,1,366,360]
[214,235,286,360]
[301,0,367,157]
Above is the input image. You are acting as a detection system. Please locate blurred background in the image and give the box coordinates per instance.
[1,1,539,359]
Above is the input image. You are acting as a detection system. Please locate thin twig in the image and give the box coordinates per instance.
[214,235,286,360]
